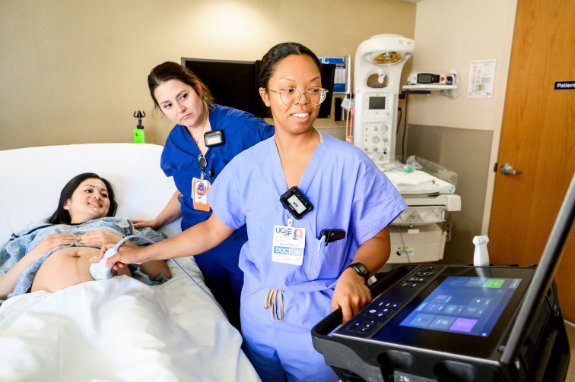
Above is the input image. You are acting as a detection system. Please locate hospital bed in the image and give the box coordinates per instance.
[0,143,261,382]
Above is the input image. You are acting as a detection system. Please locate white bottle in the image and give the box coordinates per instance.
[473,235,490,266]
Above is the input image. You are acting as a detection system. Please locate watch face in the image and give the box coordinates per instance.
[353,263,369,279]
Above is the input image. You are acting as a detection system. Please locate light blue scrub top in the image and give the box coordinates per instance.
[208,132,406,293]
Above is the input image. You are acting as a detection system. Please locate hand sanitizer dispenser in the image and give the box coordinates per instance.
[133,110,146,144]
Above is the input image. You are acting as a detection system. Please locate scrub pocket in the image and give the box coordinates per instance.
[303,238,347,281]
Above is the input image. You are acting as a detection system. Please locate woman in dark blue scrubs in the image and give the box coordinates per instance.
[136,61,274,330]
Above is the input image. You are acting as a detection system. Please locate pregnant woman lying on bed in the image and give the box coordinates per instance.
[0,172,171,301]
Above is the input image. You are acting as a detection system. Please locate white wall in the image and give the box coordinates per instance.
[0,0,415,150]
[410,0,518,131]
[410,0,519,233]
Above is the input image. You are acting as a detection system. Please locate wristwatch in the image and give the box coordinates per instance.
[347,262,370,283]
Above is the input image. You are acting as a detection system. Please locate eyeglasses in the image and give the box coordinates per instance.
[268,87,329,106]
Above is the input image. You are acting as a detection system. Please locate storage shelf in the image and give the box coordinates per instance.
[402,69,459,98]
[402,83,458,98]
[402,84,457,91]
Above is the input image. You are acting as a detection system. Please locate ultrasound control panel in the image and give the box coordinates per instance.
[334,265,444,338]
[327,263,536,361]
[312,264,570,381]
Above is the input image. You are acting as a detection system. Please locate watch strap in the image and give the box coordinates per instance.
[347,262,369,283]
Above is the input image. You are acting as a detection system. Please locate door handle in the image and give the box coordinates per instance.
[499,163,522,175]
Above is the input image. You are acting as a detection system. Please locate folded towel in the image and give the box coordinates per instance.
[385,170,456,194]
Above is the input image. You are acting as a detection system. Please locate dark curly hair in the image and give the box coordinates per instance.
[258,42,322,89]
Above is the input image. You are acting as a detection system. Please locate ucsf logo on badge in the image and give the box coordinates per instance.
[275,226,293,236]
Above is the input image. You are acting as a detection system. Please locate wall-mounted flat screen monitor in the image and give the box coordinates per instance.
[181,57,335,119]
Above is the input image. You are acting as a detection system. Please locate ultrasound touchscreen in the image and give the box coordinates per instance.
[399,276,522,337]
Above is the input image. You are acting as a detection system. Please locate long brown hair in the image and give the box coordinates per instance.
[147,61,214,112]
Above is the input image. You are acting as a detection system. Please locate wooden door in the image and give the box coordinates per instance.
[488,0,575,321]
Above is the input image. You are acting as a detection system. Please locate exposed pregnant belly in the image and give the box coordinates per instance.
[31,247,99,293]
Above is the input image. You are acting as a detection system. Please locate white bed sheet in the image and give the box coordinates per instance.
[0,143,260,382]
[0,259,259,382]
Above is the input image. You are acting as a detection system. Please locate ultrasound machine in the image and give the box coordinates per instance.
[312,173,574,381]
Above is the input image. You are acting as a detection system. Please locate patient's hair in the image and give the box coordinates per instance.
[46,173,118,224]
[147,61,214,112]
[258,42,322,89]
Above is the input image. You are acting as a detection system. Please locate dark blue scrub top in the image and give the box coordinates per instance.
[161,104,274,259]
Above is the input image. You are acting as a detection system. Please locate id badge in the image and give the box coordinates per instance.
[271,225,306,265]
[192,177,211,212]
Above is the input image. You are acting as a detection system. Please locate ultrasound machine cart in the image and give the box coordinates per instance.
[312,173,575,382]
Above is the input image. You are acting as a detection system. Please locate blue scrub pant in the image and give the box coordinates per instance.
[240,287,338,382]
[194,253,243,331]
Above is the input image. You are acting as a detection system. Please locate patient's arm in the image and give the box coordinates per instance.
[0,234,79,298]
[133,190,182,230]
[140,260,172,278]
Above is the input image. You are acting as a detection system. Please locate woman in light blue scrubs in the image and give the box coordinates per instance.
[104,44,406,382]
[134,62,274,330]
